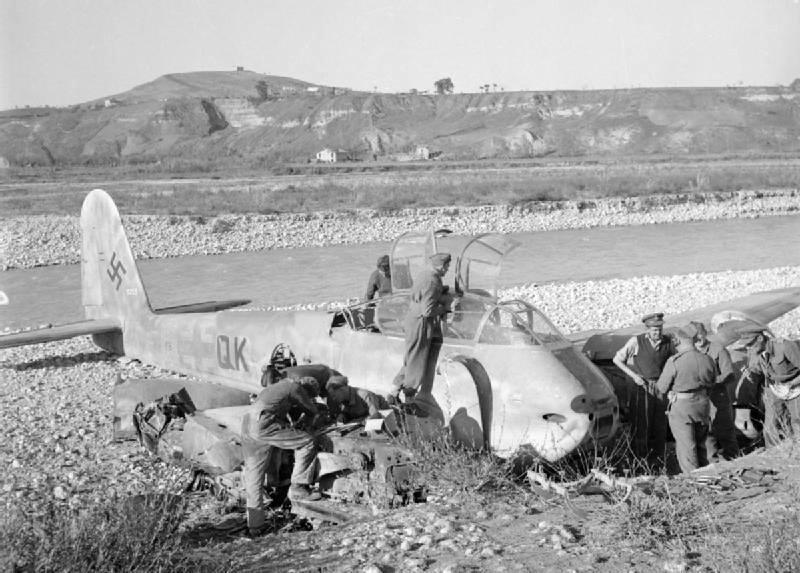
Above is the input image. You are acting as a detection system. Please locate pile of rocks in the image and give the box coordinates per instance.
[2,188,799,269]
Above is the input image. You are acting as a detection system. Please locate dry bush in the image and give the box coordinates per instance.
[701,483,800,573]
[392,426,518,499]
[611,482,716,551]
[0,493,230,573]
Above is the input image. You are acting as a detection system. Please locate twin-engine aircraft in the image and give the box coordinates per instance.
[2,189,799,462]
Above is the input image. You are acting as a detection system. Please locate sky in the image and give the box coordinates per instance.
[1,0,799,109]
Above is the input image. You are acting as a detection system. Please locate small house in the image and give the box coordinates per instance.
[316,148,337,163]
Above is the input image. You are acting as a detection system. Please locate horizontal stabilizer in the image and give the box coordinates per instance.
[153,299,251,315]
[0,318,121,349]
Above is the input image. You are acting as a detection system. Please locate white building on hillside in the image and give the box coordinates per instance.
[316,148,338,163]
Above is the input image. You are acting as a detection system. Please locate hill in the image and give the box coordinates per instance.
[2,71,800,169]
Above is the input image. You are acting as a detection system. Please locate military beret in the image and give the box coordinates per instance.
[738,325,767,346]
[642,312,665,327]
[326,375,349,390]
[429,252,451,266]
[377,255,390,267]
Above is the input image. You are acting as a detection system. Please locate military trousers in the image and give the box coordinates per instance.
[705,384,739,461]
[394,315,442,395]
[667,393,710,474]
[241,413,317,529]
[762,389,800,447]
[630,379,667,466]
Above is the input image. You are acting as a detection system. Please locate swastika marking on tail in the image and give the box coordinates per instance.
[107,252,126,291]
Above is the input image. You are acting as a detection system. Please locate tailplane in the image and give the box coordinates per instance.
[81,189,152,327]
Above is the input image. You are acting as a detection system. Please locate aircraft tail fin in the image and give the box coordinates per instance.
[81,189,153,324]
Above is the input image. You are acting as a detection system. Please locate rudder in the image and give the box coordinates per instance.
[81,189,152,324]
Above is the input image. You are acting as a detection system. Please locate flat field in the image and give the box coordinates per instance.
[2,155,800,216]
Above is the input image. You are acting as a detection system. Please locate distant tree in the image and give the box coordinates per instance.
[434,77,454,95]
[255,80,272,101]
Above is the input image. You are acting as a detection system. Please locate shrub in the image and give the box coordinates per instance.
[392,425,517,498]
[612,481,715,550]
[0,493,230,572]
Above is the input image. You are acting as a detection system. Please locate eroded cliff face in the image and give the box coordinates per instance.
[2,71,799,167]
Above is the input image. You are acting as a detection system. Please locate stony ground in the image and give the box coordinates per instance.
[3,266,800,572]
[3,192,800,571]
[2,188,799,269]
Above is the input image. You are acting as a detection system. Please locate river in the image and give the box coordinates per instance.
[2,216,799,331]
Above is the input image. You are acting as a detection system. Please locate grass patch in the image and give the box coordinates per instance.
[392,425,518,499]
[0,493,230,573]
[2,156,799,216]
[612,481,716,551]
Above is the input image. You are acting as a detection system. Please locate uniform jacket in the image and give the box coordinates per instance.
[251,379,318,429]
[328,387,388,421]
[407,269,449,319]
[656,348,717,395]
[750,338,800,399]
[365,269,392,300]
[695,340,734,385]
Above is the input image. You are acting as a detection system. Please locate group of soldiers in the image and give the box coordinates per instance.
[612,312,800,474]
[242,252,454,534]
[241,363,391,532]
[240,251,800,534]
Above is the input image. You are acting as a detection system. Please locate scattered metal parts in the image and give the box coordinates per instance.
[527,469,657,504]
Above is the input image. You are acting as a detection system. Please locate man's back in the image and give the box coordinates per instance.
[253,379,317,420]
[665,349,717,391]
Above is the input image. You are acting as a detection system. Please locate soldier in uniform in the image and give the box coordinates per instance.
[612,312,675,466]
[364,254,393,300]
[738,325,800,446]
[690,321,738,460]
[656,328,717,474]
[241,376,322,534]
[326,375,389,422]
[392,252,456,400]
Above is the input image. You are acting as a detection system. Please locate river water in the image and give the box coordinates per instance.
[2,216,799,331]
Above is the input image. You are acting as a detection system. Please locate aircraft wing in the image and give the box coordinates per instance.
[0,298,252,351]
[0,318,121,349]
[571,285,800,361]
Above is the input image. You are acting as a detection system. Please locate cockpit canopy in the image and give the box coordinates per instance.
[337,229,565,345]
[390,230,520,299]
[341,294,566,346]
[381,294,564,345]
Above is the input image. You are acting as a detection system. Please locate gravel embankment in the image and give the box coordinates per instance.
[2,188,798,269]
[3,266,800,515]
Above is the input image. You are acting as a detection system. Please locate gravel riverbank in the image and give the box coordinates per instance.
[3,265,800,516]
[2,188,799,269]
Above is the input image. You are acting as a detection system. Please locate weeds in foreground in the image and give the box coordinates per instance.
[0,493,230,573]
[735,512,800,573]
[612,482,716,550]
[702,487,800,573]
[392,426,518,499]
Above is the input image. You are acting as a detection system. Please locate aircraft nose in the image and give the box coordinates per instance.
[496,392,592,461]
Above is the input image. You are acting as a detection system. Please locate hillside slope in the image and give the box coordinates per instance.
[2,71,799,167]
